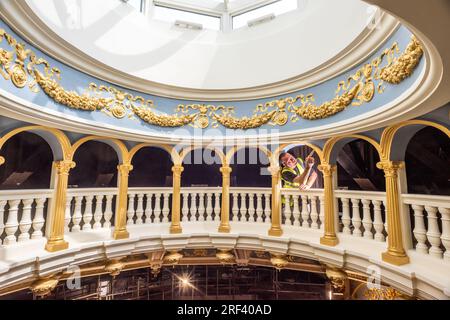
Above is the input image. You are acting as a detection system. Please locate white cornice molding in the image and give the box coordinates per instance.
[0,56,439,146]
[0,225,448,299]
[0,0,399,101]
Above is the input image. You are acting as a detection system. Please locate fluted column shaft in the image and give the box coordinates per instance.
[170,165,184,234]
[113,163,133,239]
[319,164,339,246]
[45,160,75,252]
[376,161,409,265]
[218,166,232,233]
[268,166,282,236]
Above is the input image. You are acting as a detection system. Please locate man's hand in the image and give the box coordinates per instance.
[299,184,311,190]
[305,156,315,168]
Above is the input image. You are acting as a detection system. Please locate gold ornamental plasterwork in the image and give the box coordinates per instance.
[0,27,423,130]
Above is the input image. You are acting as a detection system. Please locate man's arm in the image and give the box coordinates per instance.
[305,170,318,188]
[294,166,312,185]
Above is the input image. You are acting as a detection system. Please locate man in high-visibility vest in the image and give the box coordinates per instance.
[279,152,317,190]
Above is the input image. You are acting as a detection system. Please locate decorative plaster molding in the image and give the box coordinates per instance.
[0,0,399,101]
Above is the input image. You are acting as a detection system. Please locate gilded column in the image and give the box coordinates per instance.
[45,160,75,252]
[113,163,133,239]
[170,165,184,234]
[218,166,232,233]
[376,161,409,265]
[268,166,282,236]
[319,164,339,246]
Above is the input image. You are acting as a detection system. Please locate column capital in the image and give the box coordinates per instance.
[118,163,134,175]
[268,166,280,176]
[54,160,76,175]
[220,166,232,175]
[376,161,404,176]
[171,164,184,174]
[0,156,4,166]
[318,163,336,176]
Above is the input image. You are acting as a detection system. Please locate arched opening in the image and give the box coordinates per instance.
[69,141,119,188]
[280,144,323,189]
[181,148,222,187]
[336,139,385,191]
[129,147,173,187]
[230,148,271,188]
[405,127,450,195]
[65,141,120,231]
[0,132,53,190]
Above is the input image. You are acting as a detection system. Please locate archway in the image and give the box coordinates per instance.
[336,139,385,191]
[405,127,450,195]
[0,132,53,190]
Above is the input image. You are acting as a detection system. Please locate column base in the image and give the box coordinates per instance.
[382,251,410,266]
[113,229,130,240]
[170,225,183,234]
[45,239,69,252]
[320,236,339,246]
[268,227,282,237]
[218,224,230,233]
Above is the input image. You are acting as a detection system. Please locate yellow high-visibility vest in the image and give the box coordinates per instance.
[280,158,305,188]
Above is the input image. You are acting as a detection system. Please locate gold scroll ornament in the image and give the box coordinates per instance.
[0,27,423,130]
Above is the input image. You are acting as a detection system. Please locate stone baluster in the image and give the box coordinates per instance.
[198,193,205,222]
[439,207,450,261]
[145,193,154,224]
[162,193,170,223]
[135,193,144,225]
[300,195,309,228]
[190,193,198,221]
[64,196,73,232]
[248,193,255,222]
[213,192,221,222]
[283,200,291,225]
[373,200,385,242]
[425,206,443,258]
[232,193,239,222]
[18,198,33,241]
[411,204,427,254]
[240,193,247,222]
[182,193,189,222]
[362,199,373,239]
[127,193,136,226]
[256,193,263,223]
[0,200,6,244]
[310,196,319,229]
[319,195,325,231]
[31,197,46,239]
[93,195,103,229]
[71,196,83,232]
[154,193,162,223]
[264,193,271,224]
[341,198,351,234]
[206,193,213,222]
[4,199,20,245]
[351,198,362,237]
[292,194,301,226]
[83,195,94,230]
[103,195,114,228]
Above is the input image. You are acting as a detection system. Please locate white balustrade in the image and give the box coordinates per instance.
[126,188,173,225]
[66,188,117,232]
[0,190,52,245]
[213,192,221,222]
[403,194,450,261]
[335,190,387,241]
[280,189,324,229]
[230,188,271,224]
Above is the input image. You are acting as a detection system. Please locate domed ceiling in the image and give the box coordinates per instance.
[25,0,379,90]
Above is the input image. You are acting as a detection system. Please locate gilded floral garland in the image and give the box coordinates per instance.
[0,27,424,130]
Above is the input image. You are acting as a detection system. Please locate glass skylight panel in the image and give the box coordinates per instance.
[125,0,144,12]
[153,6,221,30]
[232,0,298,29]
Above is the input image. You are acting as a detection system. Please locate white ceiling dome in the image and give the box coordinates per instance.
[25,0,380,90]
